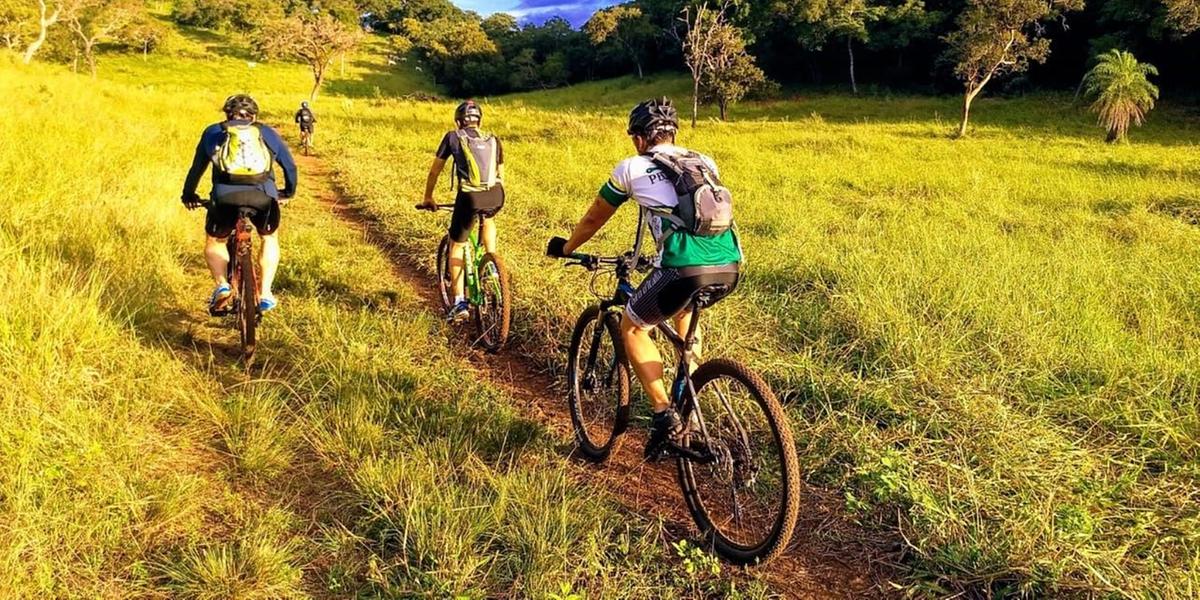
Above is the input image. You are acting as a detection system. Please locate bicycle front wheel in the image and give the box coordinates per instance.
[678,358,800,565]
[566,305,630,462]
[435,236,455,311]
[473,252,510,353]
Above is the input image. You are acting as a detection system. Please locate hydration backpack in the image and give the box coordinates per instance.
[453,129,499,193]
[215,123,272,185]
[650,152,733,237]
[299,109,314,123]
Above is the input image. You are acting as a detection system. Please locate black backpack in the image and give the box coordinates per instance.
[650,152,733,237]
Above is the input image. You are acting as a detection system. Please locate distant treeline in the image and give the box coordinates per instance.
[359,0,1197,97]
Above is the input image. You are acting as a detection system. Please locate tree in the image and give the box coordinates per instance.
[20,0,60,63]
[585,4,653,78]
[701,19,772,120]
[1162,0,1200,33]
[61,0,140,76]
[257,11,363,100]
[681,2,724,127]
[1082,49,1159,142]
[944,0,1083,138]
[793,0,886,94]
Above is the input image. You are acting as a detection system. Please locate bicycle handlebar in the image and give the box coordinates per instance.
[414,203,456,212]
[563,252,654,273]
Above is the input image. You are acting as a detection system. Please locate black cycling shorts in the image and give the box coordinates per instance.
[448,187,504,244]
[205,190,281,238]
[625,264,740,329]
[299,123,314,133]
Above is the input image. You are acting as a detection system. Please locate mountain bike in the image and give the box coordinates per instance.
[416,203,510,352]
[299,128,312,156]
[209,206,262,361]
[553,213,800,566]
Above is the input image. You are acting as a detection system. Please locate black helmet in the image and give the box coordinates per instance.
[223,94,259,118]
[627,97,678,137]
[455,100,482,126]
[300,101,309,108]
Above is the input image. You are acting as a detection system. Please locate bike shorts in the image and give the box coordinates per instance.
[206,190,280,238]
[448,187,504,244]
[299,123,314,133]
[625,264,740,330]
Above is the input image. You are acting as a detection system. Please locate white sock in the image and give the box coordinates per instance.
[454,295,465,304]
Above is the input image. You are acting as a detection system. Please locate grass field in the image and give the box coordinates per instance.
[320,61,1200,597]
[0,37,771,598]
[3,21,1200,598]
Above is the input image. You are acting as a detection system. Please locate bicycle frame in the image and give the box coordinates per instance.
[578,209,724,464]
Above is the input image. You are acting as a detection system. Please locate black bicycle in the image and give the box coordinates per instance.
[554,217,801,565]
[209,206,261,361]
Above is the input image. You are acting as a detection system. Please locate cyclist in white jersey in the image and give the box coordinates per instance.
[547,98,742,458]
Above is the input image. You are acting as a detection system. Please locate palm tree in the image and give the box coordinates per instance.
[1082,49,1159,143]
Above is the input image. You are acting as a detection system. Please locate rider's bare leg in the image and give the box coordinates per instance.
[481,216,497,254]
[205,235,230,285]
[259,232,280,298]
[449,240,467,300]
[620,313,671,413]
[673,309,700,375]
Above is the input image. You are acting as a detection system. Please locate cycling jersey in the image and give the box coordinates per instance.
[599,144,741,268]
[182,120,297,202]
[295,109,315,131]
[436,127,505,192]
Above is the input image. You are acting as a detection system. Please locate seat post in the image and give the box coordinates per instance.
[683,303,702,352]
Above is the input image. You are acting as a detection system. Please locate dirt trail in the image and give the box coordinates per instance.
[297,153,895,599]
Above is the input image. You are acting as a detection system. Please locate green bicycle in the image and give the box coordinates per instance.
[417,203,511,352]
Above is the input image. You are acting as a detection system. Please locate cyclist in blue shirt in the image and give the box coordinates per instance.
[181,94,297,313]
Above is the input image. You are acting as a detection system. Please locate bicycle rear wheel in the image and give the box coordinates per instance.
[236,237,258,360]
[435,236,455,311]
[566,305,631,462]
[473,252,510,353]
[677,358,800,565]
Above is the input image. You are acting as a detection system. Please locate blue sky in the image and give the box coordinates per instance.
[452,1,615,27]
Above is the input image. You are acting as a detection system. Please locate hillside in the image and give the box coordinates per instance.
[3,22,1200,599]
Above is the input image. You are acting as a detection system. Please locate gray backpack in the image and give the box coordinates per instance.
[650,151,733,237]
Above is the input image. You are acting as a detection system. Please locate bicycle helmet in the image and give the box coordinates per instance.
[627,97,678,137]
[455,100,483,126]
[223,94,259,119]
[300,101,309,108]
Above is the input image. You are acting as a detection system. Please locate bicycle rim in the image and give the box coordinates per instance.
[435,237,454,311]
[677,358,800,565]
[566,306,630,461]
[473,253,510,352]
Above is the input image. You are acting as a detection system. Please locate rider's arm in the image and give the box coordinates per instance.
[181,128,213,200]
[563,196,618,254]
[424,157,447,202]
[265,127,298,198]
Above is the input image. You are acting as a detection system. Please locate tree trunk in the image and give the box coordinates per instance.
[958,86,980,138]
[310,63,325,100]
[691,76,700,128]
[1106,127,1120,143]
[86,42,97,77]
[635,60,643,79]
[22,0,58,64]
[719,99,728,121]
[847,37,858,95]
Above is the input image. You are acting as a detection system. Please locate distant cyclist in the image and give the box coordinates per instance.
[546,97,742,458]
[419,99,505,321]
[181,94,297,313]
[294,101,315,147]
